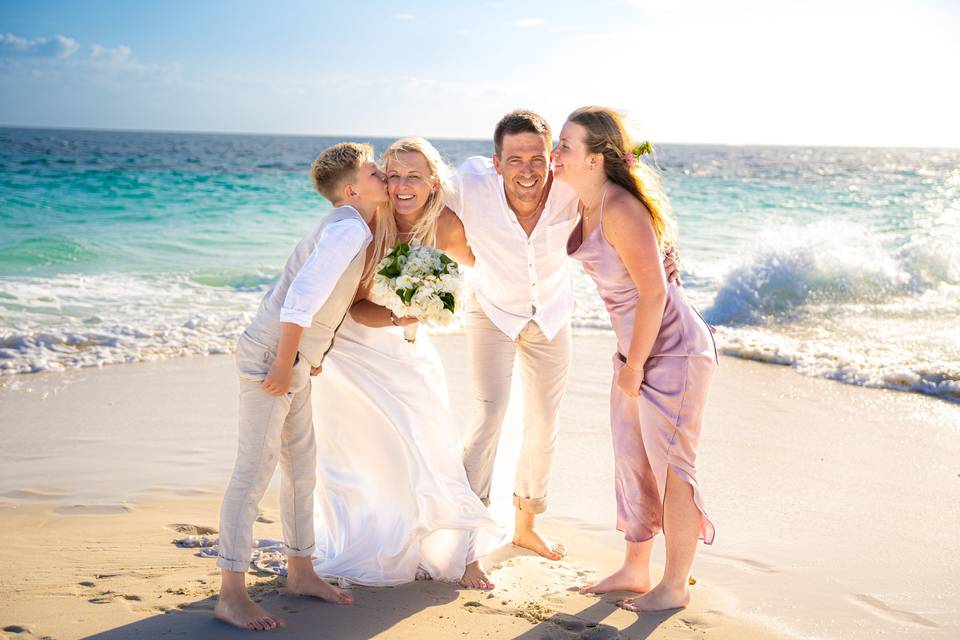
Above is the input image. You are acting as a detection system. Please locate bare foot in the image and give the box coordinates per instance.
[214,591,284,631]
[580,565,650,595]
[286,572,353,605]
[460,560,495,590]
[513,528,566,560]
[619,582,690,612]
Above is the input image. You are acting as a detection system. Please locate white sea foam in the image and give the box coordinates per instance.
[704,222,959,326]
[0,273,260,375]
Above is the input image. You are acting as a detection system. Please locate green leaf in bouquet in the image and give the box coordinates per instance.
[397,287,416,305]
[439,292,456,313]
[438,254,453,266]
[378,260,401,278]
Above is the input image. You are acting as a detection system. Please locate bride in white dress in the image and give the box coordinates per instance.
[311,137,504,588]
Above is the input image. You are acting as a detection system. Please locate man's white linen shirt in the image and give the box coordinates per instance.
[279,209,372,327]
[448,157,579,341]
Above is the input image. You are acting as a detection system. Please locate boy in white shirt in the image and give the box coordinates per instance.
[214,143,387,631]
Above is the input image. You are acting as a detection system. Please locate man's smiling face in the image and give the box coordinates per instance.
[492,131,551,208]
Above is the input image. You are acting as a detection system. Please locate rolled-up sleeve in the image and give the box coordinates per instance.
[280,219,370,327]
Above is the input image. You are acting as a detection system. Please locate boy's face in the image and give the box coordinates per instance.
[348,160,388,206]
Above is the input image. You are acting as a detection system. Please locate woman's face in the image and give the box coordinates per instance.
[386,151,436,217]
[553,121,593,186]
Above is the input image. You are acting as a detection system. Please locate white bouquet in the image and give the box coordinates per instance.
[371,242,464,342]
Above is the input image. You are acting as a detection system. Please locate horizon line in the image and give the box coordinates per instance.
[2,123,957,151]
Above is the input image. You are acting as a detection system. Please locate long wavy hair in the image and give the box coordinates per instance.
[365,137,452,284]
[567,106,676,251]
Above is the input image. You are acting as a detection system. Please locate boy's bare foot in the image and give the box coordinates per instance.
[286,572,353,604]
[460,560,495,590]
[619,582,690,612]
[513,528,566,560]
[580,566,650,595]
[214,592,284,631]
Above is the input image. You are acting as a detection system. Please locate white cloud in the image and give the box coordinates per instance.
[0,32,176,77]
[90,44,134,65]
[0,33,79,58]
[513,18,544,28]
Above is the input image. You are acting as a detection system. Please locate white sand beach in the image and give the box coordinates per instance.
[1,333,958,639]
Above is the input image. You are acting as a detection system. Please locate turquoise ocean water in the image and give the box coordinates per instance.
[1,127,958,402]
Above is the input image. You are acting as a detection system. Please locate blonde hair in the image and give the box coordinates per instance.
[567,106,676,250]
[309,142,374,202]
[366,137,452,283]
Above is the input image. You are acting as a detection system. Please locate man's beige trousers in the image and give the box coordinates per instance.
[462,300,571,514]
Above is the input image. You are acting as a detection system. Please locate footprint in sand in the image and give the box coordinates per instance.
[87,591,143,607]
[54,504,131,515]
[463,600,620,638]
[88,594,115,604]
[850,594,939,628]
[678,609,727,631]
[2,488,67,501]
[3,625,34,635]
[165,523,217,535]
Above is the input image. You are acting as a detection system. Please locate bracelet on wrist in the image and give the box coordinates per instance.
[624,361,644,374]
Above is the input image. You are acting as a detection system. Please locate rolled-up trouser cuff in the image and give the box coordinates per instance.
[513,493,547,514]
[216,554,250,573]
[284,542,315,557]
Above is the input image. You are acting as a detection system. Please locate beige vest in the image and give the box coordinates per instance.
[244,206,369,367]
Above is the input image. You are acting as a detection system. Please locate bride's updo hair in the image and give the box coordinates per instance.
[567,106,676,251]
[366,137,453,284]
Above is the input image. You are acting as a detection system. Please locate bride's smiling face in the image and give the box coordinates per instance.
[386,151,436,218]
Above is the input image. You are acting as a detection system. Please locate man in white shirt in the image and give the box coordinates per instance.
[447,110,579,560]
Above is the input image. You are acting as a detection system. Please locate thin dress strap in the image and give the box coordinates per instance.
[597,184,610,240]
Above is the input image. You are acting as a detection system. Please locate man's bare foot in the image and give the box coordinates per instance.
[513,528,566,560]
[214,592,284,631]
[460,560,495,590]
[286,572,353,604]
[618,582,690,612]
[580,565,650,595]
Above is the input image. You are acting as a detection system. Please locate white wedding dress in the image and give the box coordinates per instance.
[311,314,505,586]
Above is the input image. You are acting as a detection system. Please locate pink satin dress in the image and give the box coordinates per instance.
[568,201,717,545]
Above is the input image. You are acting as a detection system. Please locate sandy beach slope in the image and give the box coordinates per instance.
[1,333,957,639]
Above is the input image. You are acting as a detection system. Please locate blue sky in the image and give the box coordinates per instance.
[1,0,958,146]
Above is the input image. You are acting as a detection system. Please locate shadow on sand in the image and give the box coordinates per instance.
[81,576,460,639]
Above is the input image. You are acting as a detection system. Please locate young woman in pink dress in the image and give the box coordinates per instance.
[555,106,718,612]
